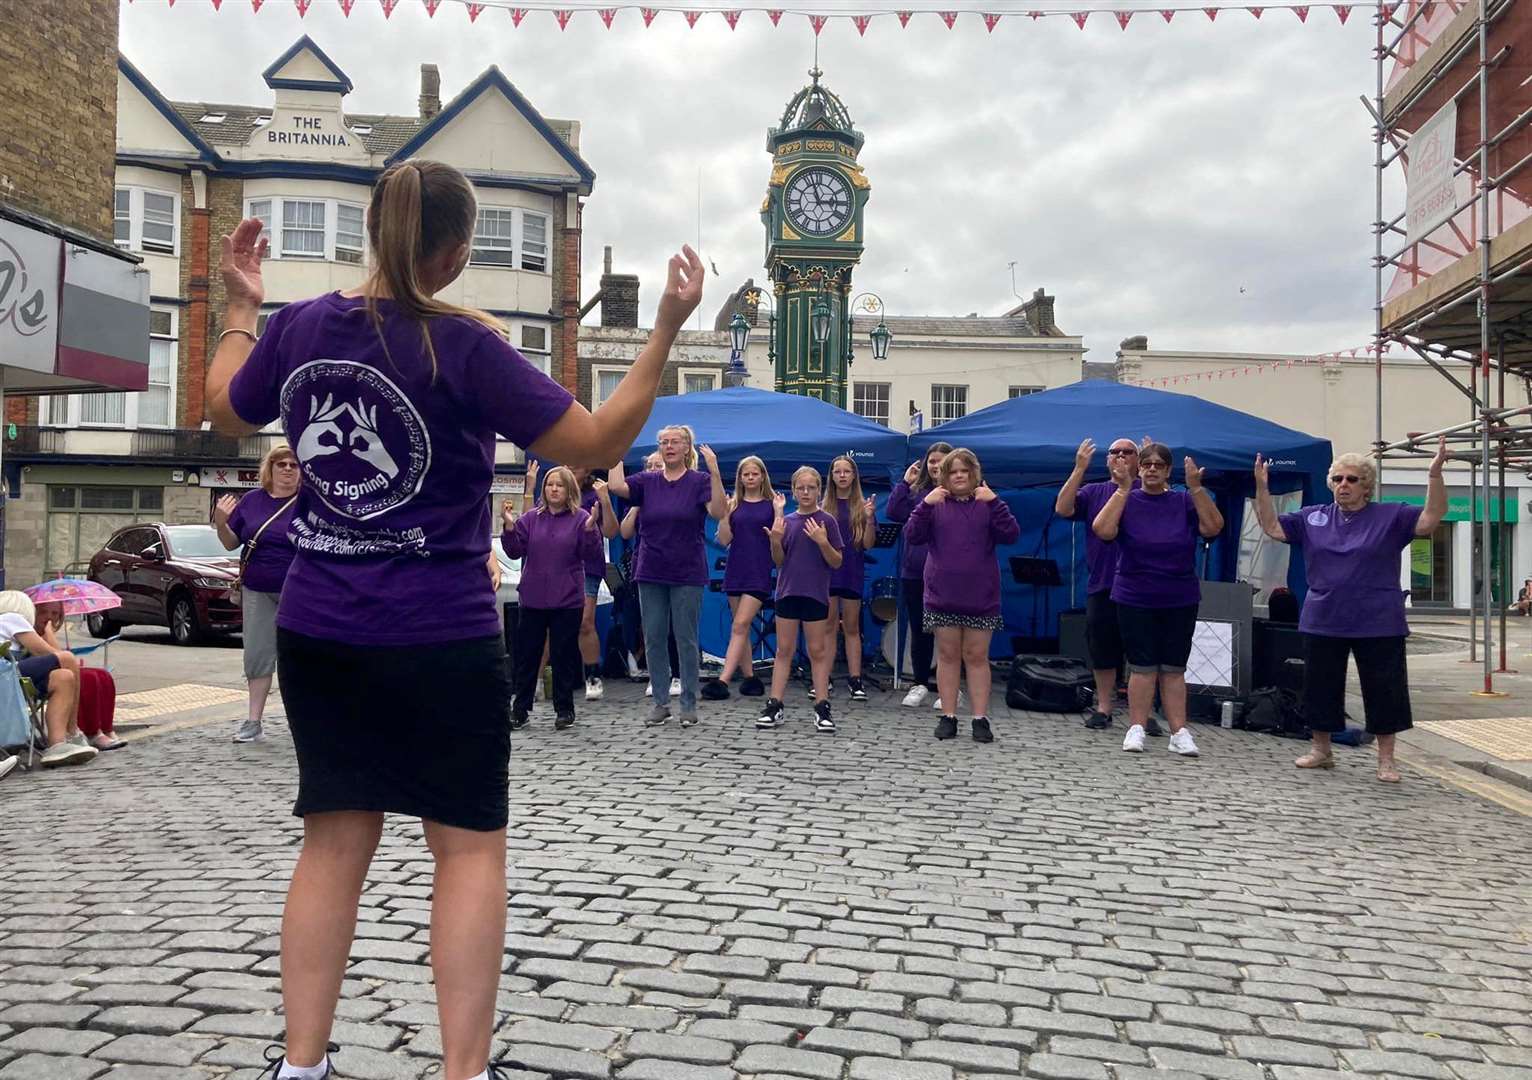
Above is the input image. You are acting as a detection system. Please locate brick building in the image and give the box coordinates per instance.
[5,35,592,584]
[0,0,153,588]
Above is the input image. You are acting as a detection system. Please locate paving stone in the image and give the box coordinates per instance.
[92,1034,210,1066]
[935,1023,1037,1051]
[817,987,904,1014]
[568,1006,677,1030]
[1048,1036,1148,1064]
[620,970,721,997]
[844,1012,931,1041]
[1009,1007,1117,1040]
[848,1059,952,1080]
[776,964,859,988]
[799,1026,903,1058]
[682,955,770,979]
[1229,1035,1338,1068]
[497,1042,611,1079]
[687,1019,797,1045]
[1147,1047,1267,1079]
[0,1028,114,1057]
[500,1019,619,1052]
[583,945,676,969]
[732,1044,844,1079]
[623,1033,734,1064]
[1338,1048,1452,1077]
[1157,1002,1257,1034]
[0,1054,110,1080]
[616,1063,736,1080]
[1023,1054,1110,1080]
[1059,993,1152,1021]
[908,1039,1022,1072]
[517,958,618,985]
[737,1006,834,1028]
[88,1006,203,1035]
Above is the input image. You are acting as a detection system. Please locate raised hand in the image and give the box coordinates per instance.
[923,486,948,505]
[863,496,876,518]
[1110,456,1134,491]
[656,245,706,334]
[1253,453,1269,489]
[1185,456,1205,490]
[1428,435,1448,475]
[219,218,268,310]
[1140,434,1155,449]
[1074,438,1096,471]
[975,484,997,503]
[525,460,540,487]
[698,443,719,472]
[804,517,828,546]
[213,494,238,526]
[592,478,608,497]
[766,516,786,544]
[772,492,787,514]
[903,461,921,486]
[501,499,516,530]
[584,510,599,532]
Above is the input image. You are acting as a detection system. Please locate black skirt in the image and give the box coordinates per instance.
[276,628,513,831]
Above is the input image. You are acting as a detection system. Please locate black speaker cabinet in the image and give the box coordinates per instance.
[1253,619,1305,689]
[1058,610,1089,665]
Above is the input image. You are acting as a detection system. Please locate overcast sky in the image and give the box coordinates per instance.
[120,0,1385,359]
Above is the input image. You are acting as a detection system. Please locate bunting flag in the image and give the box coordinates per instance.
[1071,9,1089,25]
[511,6,527,21]
[1029,9,1044,16]
[1116,9,1132,26]
[1204,6,1218,18]
[897,9,913,23]
[1334,3,1350,18]
[1161,7,1174,17]
[767,8,782,23]
[1248,5,1262,15]
[641,6,657,22]
[939,10,958,26]
[379,0,397,15]
[723,9,739,27]
[854,13,873,32]
[251,0,263,11]
[984,12,1002,29]
[338,0,353,12]
[810,12,828,31]
[599,7,615,24]
[684,9,701,25]
[423,0,441,13]
[467,1,485,18]
[555,8,573,26]
[1293,4,1308,17]
[295,0,310,14]
[210,0,222,7]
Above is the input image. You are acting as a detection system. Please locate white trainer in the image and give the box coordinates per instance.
[0,754,17,782]
[232,719,264,743]
[901,685,930,708]
[1122,724,1146,753]
[585,677,604,701]
[670,678,682,698]
[934,691,965,711]
[1168,729,1200,757]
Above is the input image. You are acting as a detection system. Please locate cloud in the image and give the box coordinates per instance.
[119,0,1380,356]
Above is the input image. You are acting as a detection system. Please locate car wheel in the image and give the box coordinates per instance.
[169,595,204,646]
[85,612,120,638]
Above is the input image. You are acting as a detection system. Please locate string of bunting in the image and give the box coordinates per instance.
[1123,342,1406,389]
[130,0,1396,30]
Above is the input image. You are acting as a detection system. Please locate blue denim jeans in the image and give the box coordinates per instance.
[638,582,702,713]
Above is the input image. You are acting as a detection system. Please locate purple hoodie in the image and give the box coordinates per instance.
[502,506,603,610]
[907,495,1021,618]
[886,480,932,580]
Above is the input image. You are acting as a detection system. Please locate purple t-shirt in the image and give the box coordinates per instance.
[723,498,775,595]
[503,506,602,611]
[579,487,608,582]
[775,510,843,603]
[626,468,714,586]
[228,293,574,645]
[226,488,300,595]
[827,498,868,596]
[1068,479,1139,596]
[1108,489,1203,609]
[907,496,1021,618]
[1279,501,1422,637]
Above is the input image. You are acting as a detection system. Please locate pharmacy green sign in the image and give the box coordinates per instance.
[1382,494,1519,523]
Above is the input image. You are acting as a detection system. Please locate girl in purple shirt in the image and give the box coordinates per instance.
[503,465,603,732]
[825,455,877,702]
[757,467,845,734]
[704,455,782,701]
[906,449,1020,744]
[887,441,952,709]
[203,159,703,1080]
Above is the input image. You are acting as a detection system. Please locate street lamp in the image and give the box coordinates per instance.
[811,296,832,347]
[847,292,894,366]
[724,312,750,387]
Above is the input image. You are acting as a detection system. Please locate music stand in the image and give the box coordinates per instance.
[874,522,904,549]
[1010,557,1062,587]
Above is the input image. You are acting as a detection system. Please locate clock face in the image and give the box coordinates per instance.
[784,167,854,238]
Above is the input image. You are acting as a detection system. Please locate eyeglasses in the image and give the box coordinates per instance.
[1107,448,1138,457]
[274,462,299,470]
[1330,474,1362,484]
[1140,460,1169,470]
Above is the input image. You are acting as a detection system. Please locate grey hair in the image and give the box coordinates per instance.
[1326,452,1377,498]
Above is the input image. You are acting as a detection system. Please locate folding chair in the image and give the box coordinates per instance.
[0,646,45,771]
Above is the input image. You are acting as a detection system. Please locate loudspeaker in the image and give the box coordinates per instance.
[1252,619,1305,688]
[1058,610,1089,665]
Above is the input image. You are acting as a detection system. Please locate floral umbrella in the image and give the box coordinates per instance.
[23,578,123,616]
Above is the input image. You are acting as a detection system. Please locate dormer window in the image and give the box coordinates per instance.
[199,112,227,124]
[350,122,373,135]
[253,115,272,127]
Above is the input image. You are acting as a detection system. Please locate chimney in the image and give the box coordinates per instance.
[419,64,441,120]
[1020,287,1057,336]
[600,249,640,329]
[1119,335,1148,353]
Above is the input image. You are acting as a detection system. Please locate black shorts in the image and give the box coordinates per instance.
[726,589,771,604]
[1302,633,1412,735]
[1085,591,1124,672]
[776,596,830,622]
[830,587,862,601]
[18,653,61,694]
[277,628,513,832]
[1116,602,1199,673]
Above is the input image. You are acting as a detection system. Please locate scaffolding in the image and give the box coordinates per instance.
[1372,0,1532,692]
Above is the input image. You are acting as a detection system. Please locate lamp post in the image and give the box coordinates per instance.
[847,292,893,369]
[724,290,776,388]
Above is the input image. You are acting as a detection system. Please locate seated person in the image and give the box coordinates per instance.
[1512,578,1532,616]
[0,591,95,767]
[34,601,123,751]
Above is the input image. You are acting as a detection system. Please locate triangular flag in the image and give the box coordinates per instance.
[380,0,397,16]
[1071,10,1089,27]
[1204,7,1218,19]
[166,0,175,6]
[467,2,486,20]
[295,0,310,14]
[940,10,958,27]
[555,9,573,28]
[599,7,616,25]
[338,0,352,13]
[1160,8,1174,19]
[1028,9,1044,17]
[641,7,658,23]
[767,9,782,23]
[723,9,740,27]
[1248,5,1263,16]
[810,13,828,33]
[1334,3,1351,21]
[1115,10,1132,27]
[983,12,1001,30]
[685,10,701,26]
[1421,1,1435,19]
[897,10,913,24]
[511,6,527,23]
[210,0,222,7]
[251,0,263,11]
[424,0,440,15]
[1380,1,1398,17]
[1293,4,1308,18]
[854,14,872,33]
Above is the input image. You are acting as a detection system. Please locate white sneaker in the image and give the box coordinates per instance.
[585,677,604,701]
[626,652,642,679]
[645,682,653,697]
[934,691,965,711]
[0,754,17,782]
[40,741,97,768]
[1168,729,1200,757]
[901,685,930,708]
[1122,724,1146,753]
[534,677,545,702]
[232,719,264,743]
[670,678,682,698]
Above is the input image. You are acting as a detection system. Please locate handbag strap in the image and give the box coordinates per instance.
[241,495,298,565]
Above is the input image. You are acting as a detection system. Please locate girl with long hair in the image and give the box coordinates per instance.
[886,441,952,708]
[704,456,782,699]
[755,466,844,733]
[205,159,702,1080]
[823,454,877,700]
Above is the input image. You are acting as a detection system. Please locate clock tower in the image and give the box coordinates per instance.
[761,67,870,406]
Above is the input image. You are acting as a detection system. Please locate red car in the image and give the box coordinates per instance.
[86,523,242,645]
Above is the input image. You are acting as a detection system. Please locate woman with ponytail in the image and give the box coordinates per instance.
[204,160,703,1080]
[824,454,877,700]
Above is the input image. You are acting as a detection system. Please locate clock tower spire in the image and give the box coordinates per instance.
[761,66,869,406]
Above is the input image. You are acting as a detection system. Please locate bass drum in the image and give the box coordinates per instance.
[881,620,911,673]
[868,576,900,624]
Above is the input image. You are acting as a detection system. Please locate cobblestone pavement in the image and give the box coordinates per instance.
[3,677,1531,1080]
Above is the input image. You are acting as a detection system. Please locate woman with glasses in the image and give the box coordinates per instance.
[1253,439,1447,782]
[1092,443,1223,758]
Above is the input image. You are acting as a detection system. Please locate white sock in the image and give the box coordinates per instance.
[462,1072,490,1080]
[277,1057,329,1080]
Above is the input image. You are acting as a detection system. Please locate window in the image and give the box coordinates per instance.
[852,381,891,426]
[50,308,176,429]
[592,365,629,410]
[335,203,365,264]
[521,212,548,273]
[1009,385,1043,399]
[472,208,517,267]
[282,200,326,257]
[79,392,126,426]
[46,488,167,576]
[520,325,548,353]
[680,369,720,395]
[931,384,968,426]
[140,309,176,427]
[199,112,227,124]
[112,186,179,255]
[249,199,272,247]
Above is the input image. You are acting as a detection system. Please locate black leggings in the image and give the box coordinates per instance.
[902,577,935,688]
[1302,633,1412,735]
[513,606,582,716]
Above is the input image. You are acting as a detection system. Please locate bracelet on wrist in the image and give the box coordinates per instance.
[218,327,258,345]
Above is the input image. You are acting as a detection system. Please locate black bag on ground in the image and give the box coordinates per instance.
[1242,686,1308,737]
[1006,655,1094,712]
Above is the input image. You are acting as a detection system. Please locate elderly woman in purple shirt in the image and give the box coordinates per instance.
[1255,438,1447,782]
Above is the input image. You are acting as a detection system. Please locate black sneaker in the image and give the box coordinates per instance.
[755,698,785,730]
[509,710,530,731]
[1084,710,1112,730]
[1145,715,1165,737]
[701,678,730,701]
[554,713,575,731]
[739,676,766,697]
[814,699,836,733]
[848,677,868,701]
[490,1061,538,1080]
[934,715,958,740]
[260,1044,337,1079]
[972,716,994,743]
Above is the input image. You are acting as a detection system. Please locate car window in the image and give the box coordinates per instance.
[112,528,155,555]
[164,525,232,560]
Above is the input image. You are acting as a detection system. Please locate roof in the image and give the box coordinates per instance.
[771,66,863,150]
[850,314,1039,338]
[262,35,353,95]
